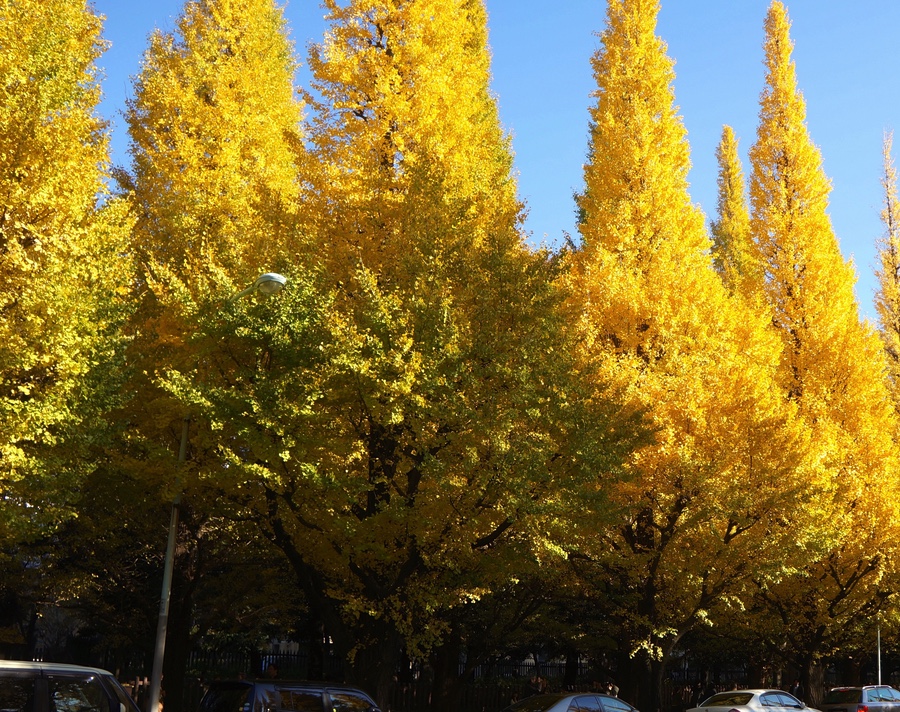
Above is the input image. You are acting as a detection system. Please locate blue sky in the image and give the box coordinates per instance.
[93,1,900,321]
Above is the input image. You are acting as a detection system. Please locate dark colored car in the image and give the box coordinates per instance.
[0,660,141,712]
[499,692,640,712]
[198,679,379,712]
[821,686,900,712]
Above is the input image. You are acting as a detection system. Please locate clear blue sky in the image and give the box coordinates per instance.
[93,0,900,321]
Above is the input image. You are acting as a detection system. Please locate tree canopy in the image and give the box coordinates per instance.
[5,1,900,711]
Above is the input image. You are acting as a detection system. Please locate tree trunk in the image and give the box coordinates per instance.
[564,647,580,690]
[160,553,195,712]
[341,617,402,711]
[618,648,656,712]
[803,660,824,708]
[430,636,464,712]
[305,616,326,681]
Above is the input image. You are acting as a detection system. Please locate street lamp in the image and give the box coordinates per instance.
[226,272,287,303]
[147,272,287,712]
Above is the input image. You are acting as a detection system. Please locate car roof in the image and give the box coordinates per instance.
[702,690,797,701]
[0,661,114,676]
[205,680,375,694]
[717,690,793,694]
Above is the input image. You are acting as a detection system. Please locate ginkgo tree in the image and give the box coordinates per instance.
[118,0,306,705]
[710,125,758,297]
[566,0,818,707]
[0,0,131,552]
[742,3,900,700]
[150,0,642,708]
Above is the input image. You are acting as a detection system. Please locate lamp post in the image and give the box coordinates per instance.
[147,272,287,712]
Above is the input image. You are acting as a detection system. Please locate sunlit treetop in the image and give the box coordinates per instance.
[575,0,706,267]
[305,0,523,284]
[125,0,306,284]
[711,126,759,297]
[875,132,900,409]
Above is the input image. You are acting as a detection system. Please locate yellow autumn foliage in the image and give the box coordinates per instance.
[876,132,900,411]
[567,0,817,679]
[305,0,521,286]
[711,125,759,297]
[744,2,900,676]
[126,0,306,285]
[0,0,131,542]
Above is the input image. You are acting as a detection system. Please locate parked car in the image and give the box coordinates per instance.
[689,690,821,712]
[498,692,640,712]
[198,679,379,712]
[820,686,900,712]
[0,660,141,712]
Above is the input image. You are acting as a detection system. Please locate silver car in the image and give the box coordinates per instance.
[689,690,821,712]
[500,693,640,712]
[821,686,900,712]
[0,661,141,712]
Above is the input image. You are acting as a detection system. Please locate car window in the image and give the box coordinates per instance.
[265,689,322,712]
[761,693,783,707]
[876,688,896,702]
[328,690,374,712]
[100,678,133,712]
[825,690,862,704]
[0,677,35,712]
[864,691,880,704]
[203,684,254,712]
[885,690,900,702]
[775,693,803,708]
[601,697,635,712]
[704,694,754,707]
[48,676,110,712]
[571,696,603,712]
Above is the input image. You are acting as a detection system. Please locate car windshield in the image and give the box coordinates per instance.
[505,694,569,712]
[702,693,754,707]
[824,690,862,705]
[200,683,253,712]
[48,676,109,712]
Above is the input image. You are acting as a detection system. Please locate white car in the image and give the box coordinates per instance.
[690,690,822,712]
[501,693,640,712]
[0,660,142,712]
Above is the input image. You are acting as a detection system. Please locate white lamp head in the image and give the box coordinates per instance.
[253,272,287,296]
[228,272,288,303]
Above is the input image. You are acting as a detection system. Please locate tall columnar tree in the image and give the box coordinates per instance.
[875,132,900,408]
[710,125,757,296]
[0,0,131,554]
[120,0,305,705]
[569,0,815,707]
[746,3,900,699]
